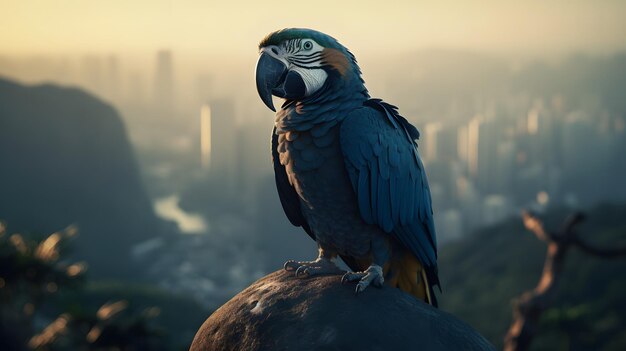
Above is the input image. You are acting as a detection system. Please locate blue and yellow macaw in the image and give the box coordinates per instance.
[255,28,439,306]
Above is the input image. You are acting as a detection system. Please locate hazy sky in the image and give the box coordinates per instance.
[2,0,626,57]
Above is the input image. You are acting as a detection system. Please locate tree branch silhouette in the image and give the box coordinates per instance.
[504,211,626,351]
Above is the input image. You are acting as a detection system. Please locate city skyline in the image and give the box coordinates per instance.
[1,45,625,246]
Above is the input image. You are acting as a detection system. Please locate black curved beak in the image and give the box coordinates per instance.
[255,52,287,112]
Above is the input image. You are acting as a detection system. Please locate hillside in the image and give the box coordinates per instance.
[0,78,159,278]
[439,203,626,350]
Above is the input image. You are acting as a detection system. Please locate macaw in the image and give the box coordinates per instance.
[255,28,439,306]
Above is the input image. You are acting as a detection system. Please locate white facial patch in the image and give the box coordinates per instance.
[282,39,328,96]
[290,66,328,96]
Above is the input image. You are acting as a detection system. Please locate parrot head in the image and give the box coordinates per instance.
[255,28,360,112]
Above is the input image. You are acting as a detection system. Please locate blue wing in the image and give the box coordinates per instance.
[271,127,315,240]
[340,99,439,286]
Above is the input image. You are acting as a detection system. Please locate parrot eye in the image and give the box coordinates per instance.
[302,41,313,51]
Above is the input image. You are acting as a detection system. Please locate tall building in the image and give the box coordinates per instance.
[200,105,212,170]
[457,125,469,163]
[154,50,174,112]
[467,115,500,194]
[423,122,443,163]
[205,99,237,192]
[466,116,481,178]
[423,122,458,164]
[494,141,516,193]
[526,107,558,167]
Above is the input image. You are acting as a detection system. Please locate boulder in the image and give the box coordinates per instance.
[191,270,494,350]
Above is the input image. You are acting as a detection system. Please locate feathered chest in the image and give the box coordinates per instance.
[274,121,375,256]
[275,125,348,196]
[276,126,339,172]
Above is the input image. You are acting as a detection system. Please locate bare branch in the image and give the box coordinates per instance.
[521,211,550,242]
[571,235,626,258]
[506,210,626,351]
[557,212,585,236]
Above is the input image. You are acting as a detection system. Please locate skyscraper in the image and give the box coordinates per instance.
[200,105,212,170]
[424,122,443,163]
[154,50,174,112]
[467,115,500,194]
[205,99,237,192]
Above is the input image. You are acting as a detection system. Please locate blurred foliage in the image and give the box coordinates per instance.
[56,281,210,349]
[440,203,626,350]
[0,222,210,350]
[28,300,164,351]
[0,223,84,350]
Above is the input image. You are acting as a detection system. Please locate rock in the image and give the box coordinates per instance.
[191,270,495,351]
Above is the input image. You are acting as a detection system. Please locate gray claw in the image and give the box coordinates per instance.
[341,272,362,284]
[355,282,367,294]
[295,266,308,277]
[284,260,297,271]
[284,258,345,278]
[342,265,384,294]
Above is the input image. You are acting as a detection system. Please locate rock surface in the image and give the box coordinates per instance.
[191,270,495,351]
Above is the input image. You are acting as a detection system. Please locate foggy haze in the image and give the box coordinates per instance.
[3,0,626,56]
[2,3,626,348]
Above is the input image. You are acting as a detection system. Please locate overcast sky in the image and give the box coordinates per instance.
[2,0,626,57]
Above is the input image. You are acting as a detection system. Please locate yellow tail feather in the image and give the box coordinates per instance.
[384,253,432,305]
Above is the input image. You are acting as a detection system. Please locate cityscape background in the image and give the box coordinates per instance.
[1,1,626,349]
[3,43,625,306]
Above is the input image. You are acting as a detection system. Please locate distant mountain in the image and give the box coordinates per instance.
[0,77,159,278]
[439,203,626,350]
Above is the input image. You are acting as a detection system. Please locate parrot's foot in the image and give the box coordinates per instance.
[284,257,345,277]
[341,264,384,294]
